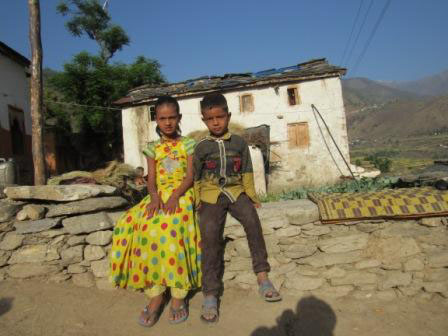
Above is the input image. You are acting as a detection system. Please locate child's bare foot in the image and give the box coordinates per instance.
[169,298,188,324]
[138,294,164,327]
[257,272,282,302]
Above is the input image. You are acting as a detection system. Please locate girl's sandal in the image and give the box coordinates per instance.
[168,304,189,324]
[138,304,163,328]
[200,296,219,325]
[258,279,282,302]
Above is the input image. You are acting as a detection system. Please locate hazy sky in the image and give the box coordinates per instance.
[1,0,447,83]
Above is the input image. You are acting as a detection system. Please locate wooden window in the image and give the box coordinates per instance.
[149,105,156,121]
[287,122,310,149]
[287,87,300,106]
[240,94,254,113]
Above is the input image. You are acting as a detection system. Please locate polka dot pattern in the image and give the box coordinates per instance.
[109,137,201,291]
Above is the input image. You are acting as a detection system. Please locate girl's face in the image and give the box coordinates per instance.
[155,104,181,138]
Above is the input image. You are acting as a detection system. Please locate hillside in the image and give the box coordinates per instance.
[383,69,448,96]
[341,78,420,116]
[346,95,448,140]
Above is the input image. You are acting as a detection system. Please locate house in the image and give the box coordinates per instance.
[115,58,351,191]
[0,41,33,184]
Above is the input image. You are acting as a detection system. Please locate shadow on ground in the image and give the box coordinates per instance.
[0,297,14,317]
[251,296,336,336]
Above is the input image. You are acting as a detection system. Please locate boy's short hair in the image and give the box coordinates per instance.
[200,92,229,114]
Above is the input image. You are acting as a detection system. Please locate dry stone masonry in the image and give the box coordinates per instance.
[1,185,447,301]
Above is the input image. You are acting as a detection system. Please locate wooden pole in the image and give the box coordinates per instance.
[28,0,46,185]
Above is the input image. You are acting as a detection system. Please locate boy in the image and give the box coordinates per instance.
[193,93,281,324]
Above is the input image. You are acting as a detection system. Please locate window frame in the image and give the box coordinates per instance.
[240,93,255,113]
[286,86,300,106]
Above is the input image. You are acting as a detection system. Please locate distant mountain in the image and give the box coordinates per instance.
[341,78,420,115]
[346,95,448,140]
[382,69,448,96]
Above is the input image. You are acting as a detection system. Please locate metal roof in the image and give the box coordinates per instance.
[117,58,346,107]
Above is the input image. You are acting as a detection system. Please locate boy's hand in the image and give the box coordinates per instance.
[163,194,180,215]
[253,202,261,209]
[196,202,202,210]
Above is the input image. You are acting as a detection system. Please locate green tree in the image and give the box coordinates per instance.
[57,0,129,62]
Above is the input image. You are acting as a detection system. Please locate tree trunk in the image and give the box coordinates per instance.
[28,0,46,185]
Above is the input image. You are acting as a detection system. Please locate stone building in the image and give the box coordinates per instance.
[0,41,33,182]
[115,58,350,191]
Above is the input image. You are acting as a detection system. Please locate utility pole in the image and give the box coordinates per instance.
[28,0,46,185]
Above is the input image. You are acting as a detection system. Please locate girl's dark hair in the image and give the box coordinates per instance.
[154,95,181,137]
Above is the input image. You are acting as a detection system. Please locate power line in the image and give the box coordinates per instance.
[344,0,374,68]
[340,0,365,66]
[352,0,392,75]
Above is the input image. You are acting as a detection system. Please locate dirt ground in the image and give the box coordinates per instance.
[1,280,447,336]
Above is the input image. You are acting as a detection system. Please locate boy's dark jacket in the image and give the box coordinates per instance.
[193,132,259,206]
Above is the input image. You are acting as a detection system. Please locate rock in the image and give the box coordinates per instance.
[50,235,65,246]
[381,262,402,270]
[226,257,252,272]
[302,225,331,236]
[365,237,420,264]
[298,251,363,267]
[67,264,87,274]
[233,239,251,258]
[404,258,424,272]
[8,245,49,264]
[376,221,430,238]
[283,274,324,291]
[61,245,84,264]
[264,235,280,254]
[16,209,28,221]
[351,290,375,300]
[294,265,321,276]
[357,222,384,233]
[107,211,126,223]
[4,185,117,202]
[376,290,397,301]
[62,212,113,234]
[7,263,61,278]
[417,229,448,246]
[85,231,113,246]
[427,251,448,268]
[67,235,86,246]
[275,226,301,237]
[261,218,288,230]
[0,232,24,250]
[313,285,354,298]
[40,229,66,238]
[223,271,237,281]
[96,277,115,291]
[283,244,317,259]
[318,233,369,253]
[234,272,257,284]
[398,284,422,297]
[46,196,127,217]
[284,200,319,225]
[322,266,346,279]
[0,202,20,222]
[424,269,448,282]
[84,245,106,261]
[48,272,71,283]
[331,272,378,286]
[22,204,46,220]
[14,218,62,234]
[271,262,296,276]
[423,282,448,294]
[91,258,110,278]
[355,259,381,269]
[379,271,412,290]
[224,225,247,239]
[72,272,95,288]
[0,250,11,266]
[278,237,296,245]
[420,217,443,227]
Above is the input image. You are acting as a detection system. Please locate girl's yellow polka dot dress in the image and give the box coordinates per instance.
[110,137,201,291]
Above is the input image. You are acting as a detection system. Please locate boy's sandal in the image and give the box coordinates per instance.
[168,304,189,324]
[200,296,219,325]
[138,305,162,328]
[258,279,282,302]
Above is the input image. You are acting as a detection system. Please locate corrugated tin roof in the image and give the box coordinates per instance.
[117,58,345,106]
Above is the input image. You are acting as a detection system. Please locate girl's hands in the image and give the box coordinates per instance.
[146,194,162,218]
[163,194,180,215]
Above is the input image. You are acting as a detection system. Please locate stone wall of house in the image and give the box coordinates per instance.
[1,185,447,300]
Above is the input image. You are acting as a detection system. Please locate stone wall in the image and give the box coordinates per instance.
[1,185,447,300]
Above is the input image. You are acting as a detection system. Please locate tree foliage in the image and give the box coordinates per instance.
[57,0,129,62]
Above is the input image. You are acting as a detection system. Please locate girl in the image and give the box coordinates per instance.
[110,96,201,327]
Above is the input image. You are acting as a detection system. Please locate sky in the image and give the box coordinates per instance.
[1,0,447,83]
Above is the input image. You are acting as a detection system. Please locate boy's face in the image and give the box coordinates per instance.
[202,106,231,137]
